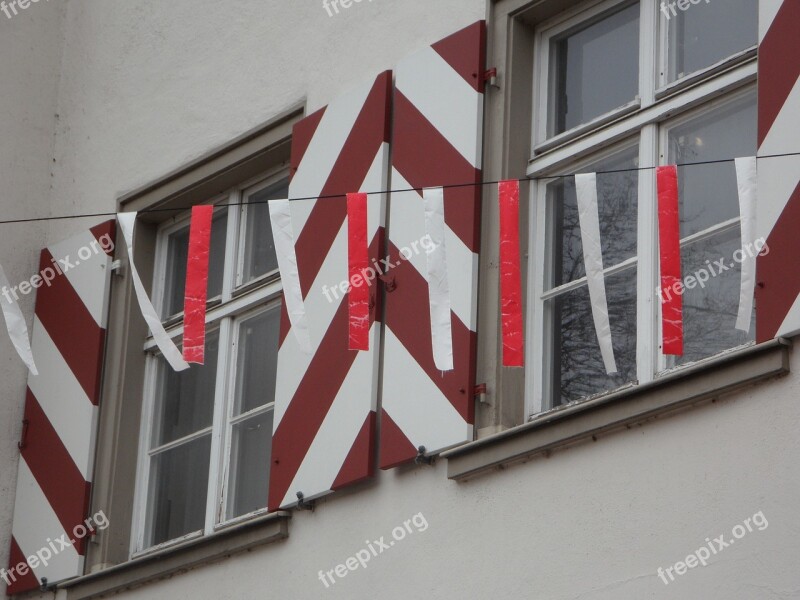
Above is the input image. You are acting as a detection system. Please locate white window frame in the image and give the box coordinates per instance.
[131,166,288,557]
[525,0,758,417]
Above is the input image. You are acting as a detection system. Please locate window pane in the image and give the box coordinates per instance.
[163,208,228,317]
[234,307,280,416]
[671,228,754,366]
[227,410,273,520]
[549,2,639,136]
[147,434,211,547]
[545,147,639,289]
[242,180,288,284]
[668,92,756,238]
[152,331,219,447]
[546,268,637,407]
[666,0,757,83]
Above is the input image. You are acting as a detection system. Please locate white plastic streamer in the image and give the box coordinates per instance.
[117,212,190,372]
[575,173,617,375]
[0,263,38,375]
[423,187,454,371]
[268,199,312,354]
[735,156,758,332]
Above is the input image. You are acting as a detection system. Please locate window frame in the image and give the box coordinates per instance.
[131,167,289,557]
[524,0,758,417]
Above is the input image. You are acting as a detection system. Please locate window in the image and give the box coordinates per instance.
[133,170,288,553]
[528,0,757,414]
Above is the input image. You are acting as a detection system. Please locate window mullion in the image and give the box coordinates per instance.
[131,354,159,555]
[204,316,234,534]
[526,178,549,416]
[637,123,659,383]
[221,190,241,303]
[639,0,658,105]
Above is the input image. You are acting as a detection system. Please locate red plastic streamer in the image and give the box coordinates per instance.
[182,205,214,364]
[499,180,524,367]
[657,166,684,356]
[347,193,370,351]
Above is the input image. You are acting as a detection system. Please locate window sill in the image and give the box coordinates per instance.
[59,512,291,600]
[442,339,791,480]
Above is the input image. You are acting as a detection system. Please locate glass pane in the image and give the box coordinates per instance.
[549,2,639,136]
[668,92,756,238]
[666,0,757,83]
[242,179,288,284]
[226,410,273,520]
[152,331,219,447]
[163,208,228,317]
[147,434,211,547]
[234,307,280,416]
[546,268,637,407]
[545,146,639,289]
[671,228,754,366]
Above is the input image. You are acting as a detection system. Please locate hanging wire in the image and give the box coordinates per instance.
[0,151,797,226]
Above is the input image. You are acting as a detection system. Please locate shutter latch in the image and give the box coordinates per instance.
[414,446,433,465]
[295,491,316,512]
[17,418,29,451]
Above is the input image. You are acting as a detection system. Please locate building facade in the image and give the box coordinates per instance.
[1,0,798,598]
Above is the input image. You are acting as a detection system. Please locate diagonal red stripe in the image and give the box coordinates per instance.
[7,537,41,596]
[431,21,487,93]
[392,90,482,252]
[269,299,356,511]
[20,389,90,555]
[89,220,117,257]
[758,1,800,147]
[331,412,376,490]
[290,107,327,184]
[378,409,419,470]
[756,181,800,342]
[383,240,476,424]
[35,249,107,405]
[293,71,392,298]
[269,234,383,511]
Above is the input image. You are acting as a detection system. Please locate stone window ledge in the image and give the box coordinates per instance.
[59,512,291,600]
[442,339,791,480]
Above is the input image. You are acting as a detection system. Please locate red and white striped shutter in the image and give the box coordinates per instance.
[380,22,486,469]
[7,222,115,595]
[268,72,392,511]
[756,0,800,342]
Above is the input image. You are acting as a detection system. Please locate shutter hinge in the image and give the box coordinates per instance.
[483,68,499,89]
[474,383,489,404]
[110,259,125,277]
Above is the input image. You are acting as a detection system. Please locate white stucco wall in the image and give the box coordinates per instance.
[0,0,64,591]
[3,1,800,599]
